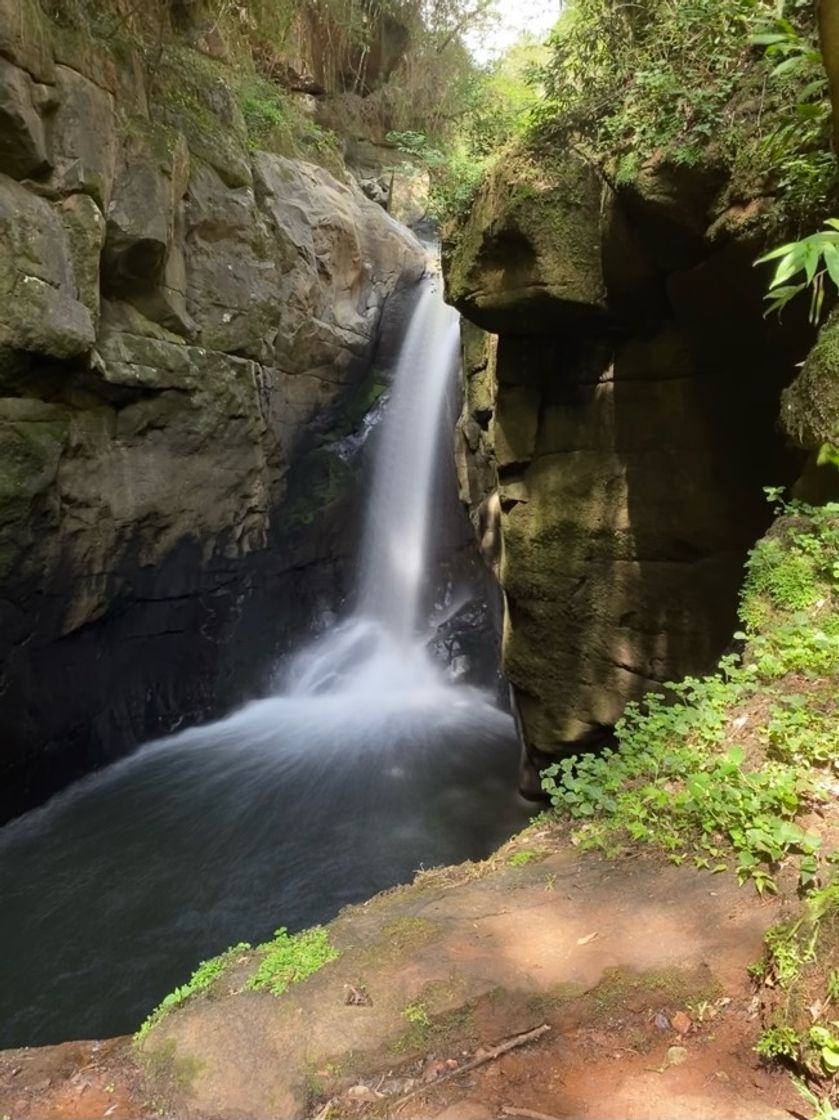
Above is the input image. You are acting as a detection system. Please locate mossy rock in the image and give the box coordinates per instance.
[781,308,839,451]
[150,46,252,189]
[443,142,609,335]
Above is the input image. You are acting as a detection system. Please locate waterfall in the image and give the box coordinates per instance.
[359,283,461,641]
[286,277,461,697]
[0,275,525,1049]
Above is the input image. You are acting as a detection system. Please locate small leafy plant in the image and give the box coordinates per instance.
[247,925,339,997]
[542,499,839,896]
[755,220,839,323]
[135,942,251,1043]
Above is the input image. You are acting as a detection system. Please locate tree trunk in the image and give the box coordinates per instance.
[819,0,839,154]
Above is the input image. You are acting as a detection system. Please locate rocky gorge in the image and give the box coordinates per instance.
[0,0,429,821]
[1,2,839,1117]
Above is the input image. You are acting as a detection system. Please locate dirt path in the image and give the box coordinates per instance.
[0,830,800,1120]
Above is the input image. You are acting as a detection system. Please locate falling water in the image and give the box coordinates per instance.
[0,277,527,1048]
[360,284,461,639]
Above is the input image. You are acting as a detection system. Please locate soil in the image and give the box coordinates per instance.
[0,827,802,1120]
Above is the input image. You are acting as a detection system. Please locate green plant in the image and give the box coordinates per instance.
[386,129,487,220]
[135,942,251,1043]
[247,926,339,997]
[527,0,836,223]
[757,1023,802,1058]
[792,1077,839,1120]
[404,1000,431,1027]
[755,220,839,322]
[810,1024,839,1074]
[507,849,543,866]
[543,500,838,897]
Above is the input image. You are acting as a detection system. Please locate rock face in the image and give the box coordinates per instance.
[445,144,809,788]
[0,10,426,820]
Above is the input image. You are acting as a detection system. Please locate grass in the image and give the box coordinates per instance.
[752,884,839,1112]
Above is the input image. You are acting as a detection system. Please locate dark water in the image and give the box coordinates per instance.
[0,664,527,1047]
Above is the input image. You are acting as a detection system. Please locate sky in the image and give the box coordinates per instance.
[465,0,564,63]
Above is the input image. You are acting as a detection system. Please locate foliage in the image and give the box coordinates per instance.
[237,75,342,166]
[756,220,839,323]
[753,884,839,1111]
[403,999,431,1027]
[134,926,339,1041]
[529,0,836,221]
[135,942,251,1044]
[384,34,542,220]
[542,499,839,898]
[247,925,339,997]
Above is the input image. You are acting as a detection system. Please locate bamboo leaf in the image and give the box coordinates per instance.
[770,250,806,287]
[755,241,797,265]
[803,241,820,285]
[822,243,839,289]
[772,55,806,77]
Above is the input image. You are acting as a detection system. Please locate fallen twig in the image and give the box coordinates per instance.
[393,1023,551,1111]
[502,1107,565,1120]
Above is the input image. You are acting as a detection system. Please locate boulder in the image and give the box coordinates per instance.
[50,65,117,208]
[444,144,609,334]
[0,0,54,83]
[0,174,95,361]
[0,56,49,179]
[102,118,189,296]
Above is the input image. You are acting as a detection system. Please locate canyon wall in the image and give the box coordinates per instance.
[444,145,828,790]
[0,0,426,819]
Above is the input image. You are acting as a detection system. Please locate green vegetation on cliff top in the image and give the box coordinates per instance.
[531,0,837,224]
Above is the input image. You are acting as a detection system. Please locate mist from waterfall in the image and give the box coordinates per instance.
[0,276,526,1048]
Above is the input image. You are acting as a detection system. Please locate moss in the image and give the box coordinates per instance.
[139,1037,205,1108]
[390,989,477,1056]
[358,916,441,966]
[149,46,252,188]
[782,309,839,452]
[284,448,354,528]
[588,965,720,1017]
[0,409,69,579]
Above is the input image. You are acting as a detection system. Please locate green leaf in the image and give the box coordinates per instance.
[751,32,788,46]
[771,55,806,78]
[803,242,820,285]
[770,250,807,287]
[755,241,798,265]
[822,243,839,289]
